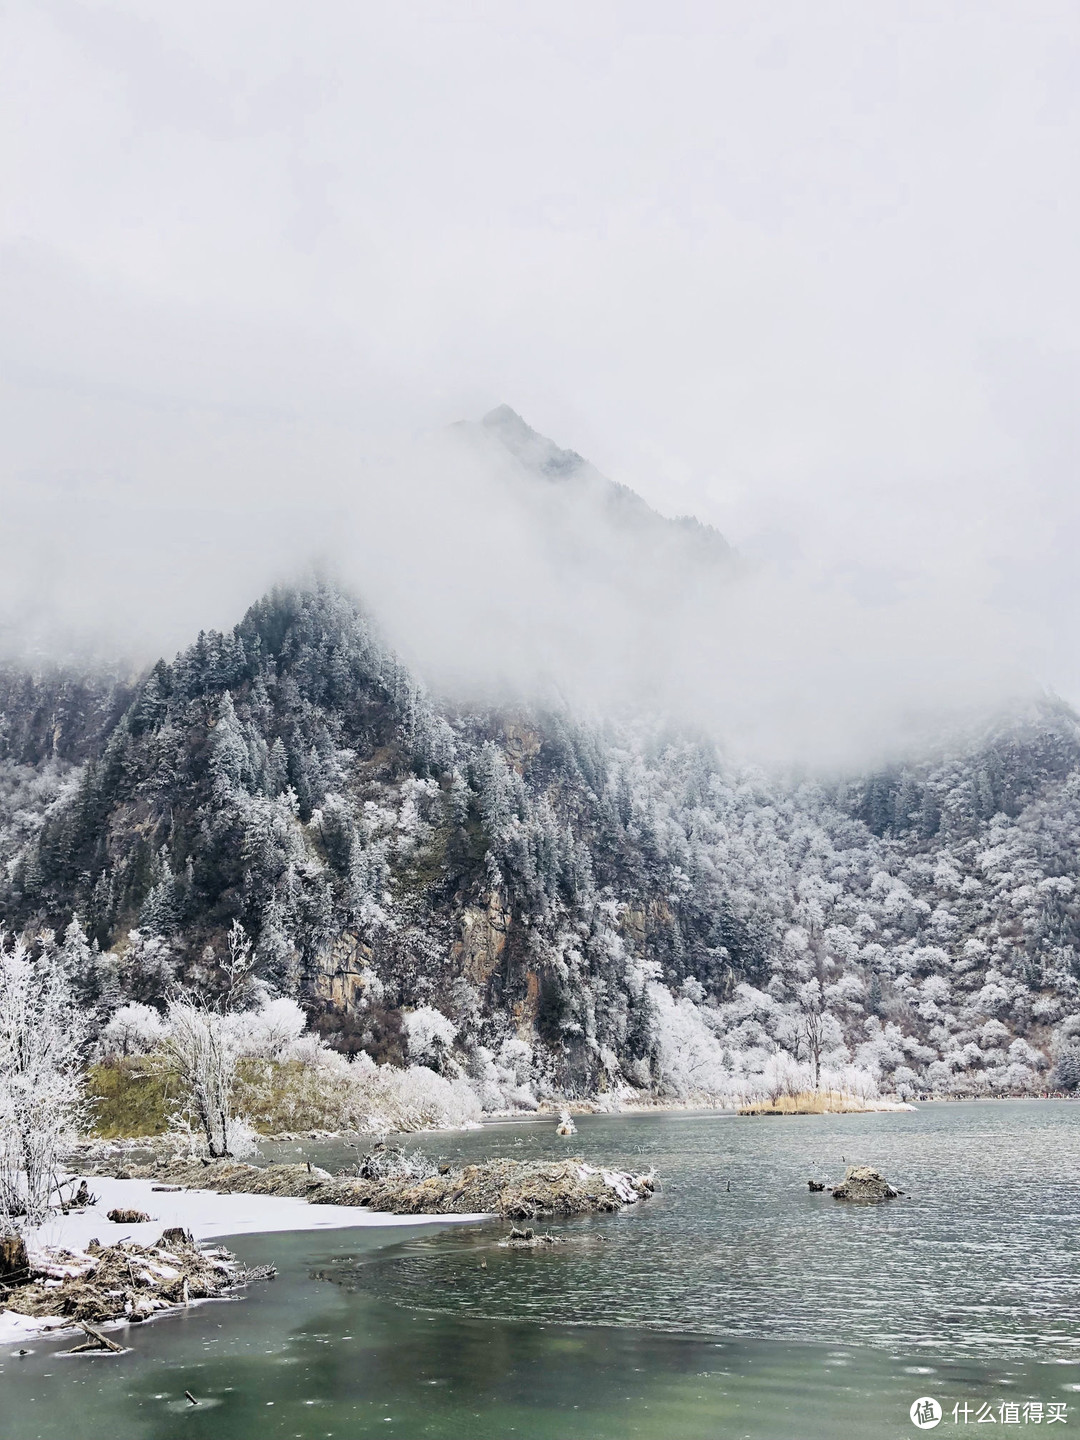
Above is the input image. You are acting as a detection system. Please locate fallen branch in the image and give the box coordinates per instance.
[72,1321,123,1353]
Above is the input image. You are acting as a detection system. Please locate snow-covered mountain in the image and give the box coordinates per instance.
[2,573,1079,1107]
[469,404,734,571]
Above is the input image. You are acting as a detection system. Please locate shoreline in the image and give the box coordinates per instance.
[1,1173,488,1346]
[67,1092,1046,1162]
[3,1147,655,1346]
[59,1093,1071,1179]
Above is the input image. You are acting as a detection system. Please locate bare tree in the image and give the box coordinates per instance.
[221,919,259,1010]
[162,923,263,1159]
[162,997,245,1158]
[797,978,825,1092]
[0,933,88,1230]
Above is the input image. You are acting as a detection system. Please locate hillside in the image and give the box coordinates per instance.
[2,580,1079,1107]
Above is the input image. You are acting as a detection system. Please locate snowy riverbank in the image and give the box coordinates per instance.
[1,1173,487,1345]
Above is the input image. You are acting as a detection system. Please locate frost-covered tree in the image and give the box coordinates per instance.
[403,1006,458,1071]
[100,1001,167,1057]
[1050,1049,1080,1091]
[0,933,88,1229]
[229,996,307,1060]
[162,997,252,1158]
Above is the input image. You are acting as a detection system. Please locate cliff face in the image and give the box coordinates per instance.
[2,581,1080,1104]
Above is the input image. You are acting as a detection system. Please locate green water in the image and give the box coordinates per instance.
[2,1102,1079,1439]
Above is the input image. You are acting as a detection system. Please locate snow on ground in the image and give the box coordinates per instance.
[1,1174,489,1346]
[31,1174,489,1250]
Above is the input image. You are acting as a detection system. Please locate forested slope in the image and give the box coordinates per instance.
[2,583,1079,1106]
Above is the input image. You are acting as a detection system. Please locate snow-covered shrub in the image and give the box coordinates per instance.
[228,997,307,1060]
[236,1046,483,1137]
[364,1061,483,1133]
[351,1142,437,1182]
[224,1114,259,1159]
[100,1002,167,1058]
[235,1044,371,1135]
[466,1039,540,1112]
[403,1006,458,1070]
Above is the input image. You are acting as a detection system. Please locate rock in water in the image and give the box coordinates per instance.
[831,1166,897,1202]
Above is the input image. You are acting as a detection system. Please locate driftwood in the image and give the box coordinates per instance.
[0,1234,30,1286]
[65,1321,124,1354]
[4,1235,272,1330]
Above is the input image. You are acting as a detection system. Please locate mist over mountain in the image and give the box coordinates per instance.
[334,410,1034,770]
[1,400,1034,771]
[472,404,734,571]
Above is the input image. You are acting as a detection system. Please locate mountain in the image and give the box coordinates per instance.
[447,407,737,632]
[474,404,733,565]
[2,577,1079,1105]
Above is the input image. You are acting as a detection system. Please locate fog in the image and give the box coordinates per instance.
[2,2,1078,768]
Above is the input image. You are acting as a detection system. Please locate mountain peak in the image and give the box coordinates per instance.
[475,405,733,566]
[480,404,587,480]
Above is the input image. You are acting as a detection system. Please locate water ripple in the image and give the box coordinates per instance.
[314,1100,1080,1360]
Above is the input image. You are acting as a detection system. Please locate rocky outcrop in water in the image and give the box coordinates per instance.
[500,1226,566,1248]
[830,1166,898,1202]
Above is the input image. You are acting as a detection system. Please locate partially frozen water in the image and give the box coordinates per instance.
[320,1099,1080,1357]
[2,1101,1078,1439]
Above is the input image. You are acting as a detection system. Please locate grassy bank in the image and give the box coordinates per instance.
[85,1058,178,1138]
[85,1055,351,1140]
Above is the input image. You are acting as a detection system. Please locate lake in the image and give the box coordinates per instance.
[2,1101,1078,1439]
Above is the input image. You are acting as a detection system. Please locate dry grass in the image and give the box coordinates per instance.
[738,1090,873,1116]
[86,1058,178,1137]
[233,1056,366,1134]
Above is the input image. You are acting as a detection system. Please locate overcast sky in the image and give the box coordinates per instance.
[2,2,1079,758]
